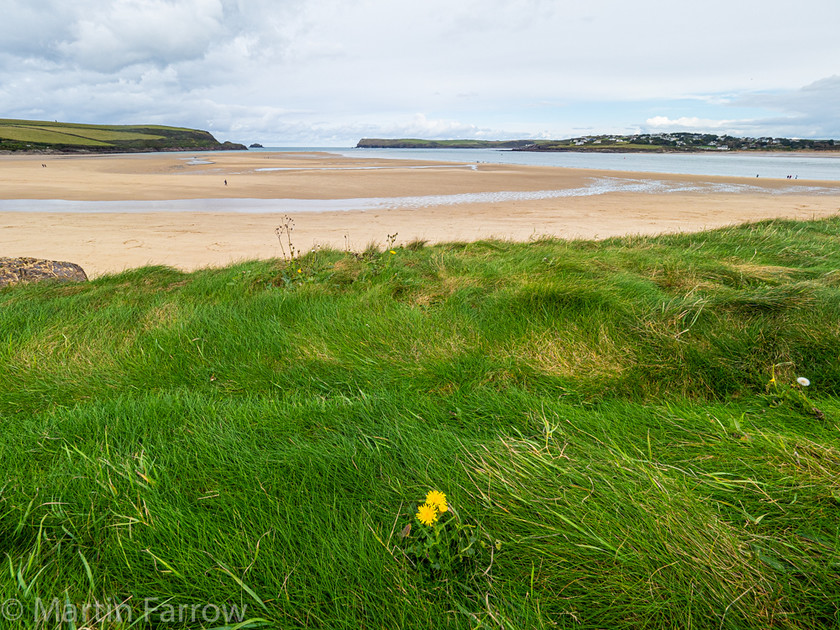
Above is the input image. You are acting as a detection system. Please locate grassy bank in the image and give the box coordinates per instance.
[2,218,839,628]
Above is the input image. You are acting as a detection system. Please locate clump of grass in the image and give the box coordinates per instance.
[405,238,428,251]
[1,217,840,628]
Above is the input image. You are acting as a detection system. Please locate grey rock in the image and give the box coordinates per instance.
[0,257,88,288]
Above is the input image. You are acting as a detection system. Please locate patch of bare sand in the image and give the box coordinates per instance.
[1,152,838,278]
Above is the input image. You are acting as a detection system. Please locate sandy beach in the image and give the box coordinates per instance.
[1,151,839,278]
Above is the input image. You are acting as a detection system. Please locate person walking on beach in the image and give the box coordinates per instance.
[224,179,227,186]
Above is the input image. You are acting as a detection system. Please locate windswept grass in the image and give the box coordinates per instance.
[1,218,839,628]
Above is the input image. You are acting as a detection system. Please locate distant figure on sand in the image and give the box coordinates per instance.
[224,179,227,186]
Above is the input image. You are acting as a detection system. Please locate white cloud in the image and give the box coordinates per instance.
[57,0,225,72]
[646,116,738,131]
[381,114,481,139]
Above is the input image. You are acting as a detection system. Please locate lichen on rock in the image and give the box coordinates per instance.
[0,257,88,288]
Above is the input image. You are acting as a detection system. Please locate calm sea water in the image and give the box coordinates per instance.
[255,146,840,182]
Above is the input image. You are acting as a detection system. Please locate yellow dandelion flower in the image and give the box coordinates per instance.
[416,502,438,526]
[389,250,396,255]
[426,490,448,514]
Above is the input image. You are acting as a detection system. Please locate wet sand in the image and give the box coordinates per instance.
[1,151,838,278]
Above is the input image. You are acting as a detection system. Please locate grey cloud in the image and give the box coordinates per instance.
[638,76,840,140]
[733,76,840,138]
[0,2,77,61]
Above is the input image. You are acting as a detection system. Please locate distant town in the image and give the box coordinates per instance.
[522,133,839,152]
[357,134,840,152]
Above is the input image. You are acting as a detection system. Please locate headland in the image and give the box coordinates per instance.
[0,118,246,154]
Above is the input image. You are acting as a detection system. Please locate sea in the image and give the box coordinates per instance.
[256,146,840,182]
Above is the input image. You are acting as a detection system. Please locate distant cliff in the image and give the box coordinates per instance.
[357,138,534,149]
[0,119,247,153]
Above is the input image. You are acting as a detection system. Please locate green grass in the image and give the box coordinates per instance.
[25,126,165,142]
[2,218,840,628]
[0,126,111,146]
[0,123,167,145]
[0,118,241,153]
[0,119,194,133]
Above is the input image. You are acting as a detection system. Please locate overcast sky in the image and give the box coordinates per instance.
[2,0,839,146]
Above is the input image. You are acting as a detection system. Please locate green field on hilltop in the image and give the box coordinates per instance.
[0,118,245,153]
[2,218,840,628]
[0,126,112,146]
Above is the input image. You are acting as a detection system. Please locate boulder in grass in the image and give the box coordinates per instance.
[0,257,88,288]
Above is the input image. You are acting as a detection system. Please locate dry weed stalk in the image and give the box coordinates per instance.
[274,215,297,261]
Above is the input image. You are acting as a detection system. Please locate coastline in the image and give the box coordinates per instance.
[1,151,838,278]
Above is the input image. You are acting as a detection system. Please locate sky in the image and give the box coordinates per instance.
[1,0,839,146]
